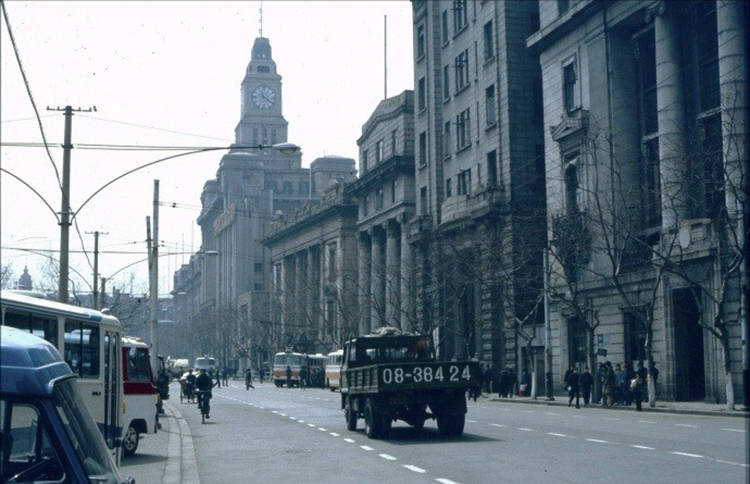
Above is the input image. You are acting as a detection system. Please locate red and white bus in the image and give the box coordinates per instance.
[121,336,158,457]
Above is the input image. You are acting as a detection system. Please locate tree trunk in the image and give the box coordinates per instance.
[646,326,656,408]
[721,331,736,410]
[530,348,538,399]
[587,328,596,377]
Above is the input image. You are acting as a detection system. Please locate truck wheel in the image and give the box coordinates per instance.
[345,398,357,431]
[436,414,450,436]
[364,399,381,439]
[122,425,139,457]
[412,418,426,430]
[449,414,465,437]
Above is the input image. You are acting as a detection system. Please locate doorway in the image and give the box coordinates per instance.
[672,288,705,401]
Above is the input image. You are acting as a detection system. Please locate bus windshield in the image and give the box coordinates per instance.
[53,379,120,483]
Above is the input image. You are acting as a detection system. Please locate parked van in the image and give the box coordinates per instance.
[0,326,134,483]
[121,336,158,457]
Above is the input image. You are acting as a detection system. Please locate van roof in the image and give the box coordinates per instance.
[0,326,73,397]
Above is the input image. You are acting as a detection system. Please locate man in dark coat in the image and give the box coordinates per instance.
[579,366,594,406]
[566,366,581,408]
[196,369,215,418]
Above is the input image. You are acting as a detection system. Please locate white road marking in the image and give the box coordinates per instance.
[436,479,461,484]
[675,424,698,428]
[721,428,745,433]
[547,433,567,437]
[602,417,621,421]
[631,445,655,450]
[715,459,750,468]
[307,423,316,427]
[586,439,608,444]
[379,454,397,461]
[523,410,534,413]
[403,465,427,473]
[571,415,585,419]
[360,446,375,451]
[298,420,305,423]
[638,420,657,424]
[489,424,506,428]
[466,420,477,423]
[271,411,279,414]
[289,417,297,420]
[545,412,561,416]
[329,432,340,437]
[671,451,704,458]
[318,428,327,431]
[279,413,287,417]
[517,428,533,432]
[343,438,356,443]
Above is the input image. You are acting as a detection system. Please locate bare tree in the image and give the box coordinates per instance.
[1,263,15,289]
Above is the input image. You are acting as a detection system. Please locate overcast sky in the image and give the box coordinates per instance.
[1,1,414,297]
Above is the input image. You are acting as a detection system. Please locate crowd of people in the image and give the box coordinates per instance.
[478,360,659,412]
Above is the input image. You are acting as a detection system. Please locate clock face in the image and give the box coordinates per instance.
[252,85,276,109]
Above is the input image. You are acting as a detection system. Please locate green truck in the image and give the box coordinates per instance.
[340,328,481,439]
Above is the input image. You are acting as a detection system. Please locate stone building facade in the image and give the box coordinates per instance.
[351,90,417,335]
[264,160,358,356]
[411,0,547,379]
[529,0,748,403]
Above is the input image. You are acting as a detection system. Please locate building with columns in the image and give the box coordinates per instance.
[352,90,417,335]
[529,0,748,403]
[410,1,547,376]
[264,161,358,355]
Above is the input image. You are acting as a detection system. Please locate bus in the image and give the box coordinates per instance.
[307,354,327,388]
[121,336,158,457]
[194,356,218,374]
[1,290,124,465]
[325,349,343,391]
[273,350,307,387]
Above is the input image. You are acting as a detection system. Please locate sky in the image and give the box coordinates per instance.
[0,1,414,298]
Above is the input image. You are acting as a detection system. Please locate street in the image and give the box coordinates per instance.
[124,382,748,483]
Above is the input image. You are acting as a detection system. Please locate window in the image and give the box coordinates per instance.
[2,403,65,482]
[253,127,259,145]
[254,283,264,291]
[456,108,471,150]
[533,77,543,121]
[643,139,661,226]
[391,179,397,204]
[558,0,570,16]
[625,312,647,364]
[265,180,277,191]
[567,316,586,367]
[563,59,578,113]
[419,131,427,166]
[441,10,450,45]
[486,84,497,126]
[446,178,452,198]
[418,77,426,111]
[376,140,384,163]
[127,347,151,382]
[254,262,263,273]
[3,310,58,347]
[283,181,293,194]
[455,49,470,92]
[458,169,472,196]
[443,121,452,157]
[420,187,428,214]
[636,31,658,135]
[271,129,277,145]
[696,2,719,112]
[564,155,580,215]
[701,115,724,218]
[362,149,369,172]
[417,24,426,59]
[391,129,398,155]
[452,0,467,33]
[487,150,498,188]
[64,321,100,378]
[375,187,384,210]
[299,182,309,195]
[483,21,494,61]
[363,195,369,216]
[443,65,451,100]
[328,244,337,280]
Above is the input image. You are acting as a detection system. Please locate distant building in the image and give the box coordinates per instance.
[17,266,32,290]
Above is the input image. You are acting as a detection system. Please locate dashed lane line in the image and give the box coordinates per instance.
[675,424,698,428]
[631,445,655,450]
[360,445,375,451]
[586,439,609,444]
[545,412,561,416]
[489,423,506,428]
[670,451,704,458]
[435,479,461,484]
[547,433,567,437]
[602,417,621,421]
[638,420,657,424]
[317,427,327,431]
[715,459,750,468]
[329,432,340,437]
[343,438,356,443]
[466,420,477,423]
[379,454,397,461]
[517,427,533,432]
[307,423,316,427]
[721,428,745,433]
[403,465,427,474]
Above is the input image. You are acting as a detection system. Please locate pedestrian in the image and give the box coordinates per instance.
[221,367,229,386]
[285,365,292,388]
[479,364,487,394]
[595,362,606,404]
[632,361,647,411]
[566,366,581,408]
[563,365,575,396]
[213,369,221,388]
[507,367,517,398]
[579,366,593,405]
[258,366,265,384]
[521,369,531,397]
[602,362,615,407]
[245,367,255,390]
[299,366,308,390]
[620,362,634,406]
[613,363,623,405]
[498,366,510,398]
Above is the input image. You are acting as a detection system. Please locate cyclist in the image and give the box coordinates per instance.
[195,368,215,419]
[185,369,197,401]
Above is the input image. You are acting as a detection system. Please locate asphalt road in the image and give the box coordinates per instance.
[175,382,748,484]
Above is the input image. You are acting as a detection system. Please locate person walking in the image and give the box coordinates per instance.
[498,366,509,398]
[595,362,606,404]
[521,369,531,397]
[563,365,575,397]
[299,366,308,390]
[566,366,581,408]
[245,367,255,390]
[613,363,623,405]
[633,361,648,411]
[602,362,615,407]
[580,366,594,406]
[620,362,634,406]
[221,367,229,386]
[285,365,292,388]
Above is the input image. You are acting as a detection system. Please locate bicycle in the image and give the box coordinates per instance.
[196,390,211,424]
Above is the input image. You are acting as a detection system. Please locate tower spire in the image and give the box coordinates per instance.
[259,0,264,38]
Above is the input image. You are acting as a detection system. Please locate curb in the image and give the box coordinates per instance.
[163,401,200,484]
[480,395,749,419]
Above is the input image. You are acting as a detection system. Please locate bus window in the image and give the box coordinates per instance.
[3,310,58,348]
[126,348,151,382]
[64,321,100,378]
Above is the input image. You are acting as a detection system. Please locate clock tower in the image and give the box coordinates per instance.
[236,36,289,146]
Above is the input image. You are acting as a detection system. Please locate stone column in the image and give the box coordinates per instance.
[308,246,319,341]
[281,256,291,337]
[717,0,748,214]
[358,233,372,335]
[385,221,401,329]
[401,225,415,332]
[370,227,384,329]
[655,3,690,229]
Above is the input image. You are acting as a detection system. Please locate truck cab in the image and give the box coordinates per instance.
[0,326,134,484]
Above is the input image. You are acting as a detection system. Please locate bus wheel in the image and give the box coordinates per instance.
[345,397,357,431]
[122,426,139,457]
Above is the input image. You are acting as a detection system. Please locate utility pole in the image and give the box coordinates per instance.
[86,230,108,309]
[149,180,160,374]
[47,105,95,304]
[543,248,554,401]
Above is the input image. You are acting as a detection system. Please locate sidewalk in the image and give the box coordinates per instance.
[120,394,199,484]
[481,392,749,419]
